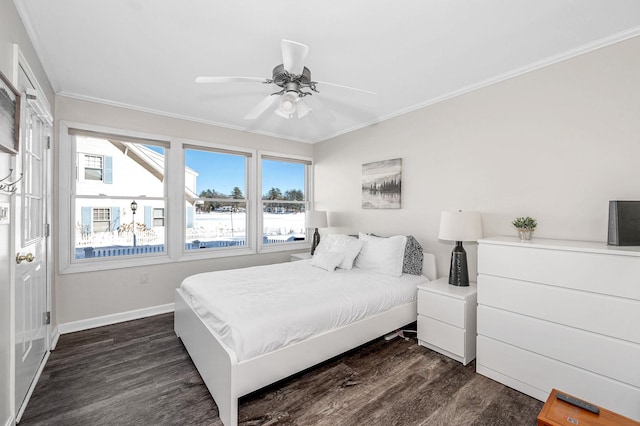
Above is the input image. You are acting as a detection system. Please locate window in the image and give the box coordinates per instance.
[84,154,104,180]
[71,129,168,261]
[184,146,250,251]
[58,121,313,273]
[78,153,112,183]
[153,208,165,227]
[260,155,310,247]
[92,208,111,232]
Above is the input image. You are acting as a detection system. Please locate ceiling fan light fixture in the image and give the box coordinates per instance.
[296,99,312,118]
[277,92,298,118]
[275,107,293,119]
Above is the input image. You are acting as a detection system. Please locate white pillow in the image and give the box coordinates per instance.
[311,250,345,272]
[315,234,363,270]
[355,232,408,277]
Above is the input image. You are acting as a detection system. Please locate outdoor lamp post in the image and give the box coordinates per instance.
[131,200,138,247]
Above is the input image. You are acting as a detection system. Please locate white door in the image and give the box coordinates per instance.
[14,66,51,418]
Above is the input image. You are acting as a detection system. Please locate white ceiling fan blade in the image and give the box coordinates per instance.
[243,95,278,120]
[281,39,309,75]
[307,96,336,123]
[195,76,266,84]
[316,81,377,95]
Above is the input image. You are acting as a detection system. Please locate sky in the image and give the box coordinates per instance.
[184,149,304,196]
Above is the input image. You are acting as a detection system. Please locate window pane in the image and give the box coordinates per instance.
[74,198,166,259]
[84,168,103,181]
[263,202,306,244]
[261,158,308,245]
[82,155,104,181]
[73,134,166,260]
[153,208,164,226]
[185,148,247,250]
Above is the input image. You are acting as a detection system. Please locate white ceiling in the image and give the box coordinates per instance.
[15,0,640,143]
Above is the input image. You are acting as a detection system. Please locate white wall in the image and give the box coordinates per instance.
[0,0,54,423]
[314,36,640,280]
[54,96,313,325]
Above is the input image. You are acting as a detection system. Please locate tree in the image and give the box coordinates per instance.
[265,187,283,200]
[231,187,244,199]
[198,189,226,212]
[284,189,304,201]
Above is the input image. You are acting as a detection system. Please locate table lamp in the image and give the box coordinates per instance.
[439,210,483,286]
[306,210,328,255]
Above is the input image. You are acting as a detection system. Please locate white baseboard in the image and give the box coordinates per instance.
[57,303,175,335]
[50,325,60,350]
[4,415,15,426]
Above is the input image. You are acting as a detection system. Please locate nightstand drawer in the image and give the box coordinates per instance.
[418,291,466,328]
[417,315,465,357]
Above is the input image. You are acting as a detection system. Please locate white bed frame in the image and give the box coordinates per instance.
[174,253,436,426]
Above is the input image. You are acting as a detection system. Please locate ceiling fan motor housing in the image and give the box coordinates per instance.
[272,64,313,89]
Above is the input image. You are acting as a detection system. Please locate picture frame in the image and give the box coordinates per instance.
[362,158,402,209]
[0,69,20,154]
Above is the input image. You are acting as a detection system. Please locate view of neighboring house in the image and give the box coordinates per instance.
[74,135,307,258]
[74,135,193,258]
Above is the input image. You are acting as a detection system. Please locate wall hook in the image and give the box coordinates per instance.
[0,168,14,183]
[0,172,22,193]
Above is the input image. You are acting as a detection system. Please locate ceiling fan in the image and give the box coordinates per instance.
[195,39,375,120]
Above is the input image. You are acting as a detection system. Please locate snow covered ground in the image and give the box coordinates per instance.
[75,211,308,258]
[190,211,306,240]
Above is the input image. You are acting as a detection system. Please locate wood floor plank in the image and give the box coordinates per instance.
[19,314,543,425]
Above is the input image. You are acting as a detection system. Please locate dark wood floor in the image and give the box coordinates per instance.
[20,313,543,425]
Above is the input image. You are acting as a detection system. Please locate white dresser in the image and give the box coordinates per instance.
[477,236,640,421]
[417,278,477,365]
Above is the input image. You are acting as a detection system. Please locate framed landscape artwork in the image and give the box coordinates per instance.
[362,158,402,209]
[0,69,20,154]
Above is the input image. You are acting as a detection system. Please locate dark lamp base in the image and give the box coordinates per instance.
[310,228,321,255]
[448,241,469,286]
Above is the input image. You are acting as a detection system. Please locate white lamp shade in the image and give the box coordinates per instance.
[439,211,483,242]
[277,92,298,118]
[306,210,328,228]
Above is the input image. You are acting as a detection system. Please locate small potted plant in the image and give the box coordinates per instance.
[512,216,537,241]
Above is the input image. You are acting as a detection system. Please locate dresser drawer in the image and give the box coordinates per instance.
[477,274,640,344]
[418,290,466,328]
[418,315,465,357]
[478,243,640,300]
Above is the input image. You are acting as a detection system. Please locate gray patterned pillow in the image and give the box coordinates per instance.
[403,235,423,275]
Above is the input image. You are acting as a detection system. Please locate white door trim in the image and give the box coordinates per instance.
[12,45,53,423]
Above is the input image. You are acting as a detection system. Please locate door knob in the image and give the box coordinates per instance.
[16,252,35,264]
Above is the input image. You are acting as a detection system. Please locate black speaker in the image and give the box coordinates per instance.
[608,201,640,246]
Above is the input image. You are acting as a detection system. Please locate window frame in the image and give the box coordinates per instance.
[257,150,313,254]
[59,122,173,273]
[153,208,165,227]
[181,141,255,258]
[82,154,104,181]
[58,122,312,274]
[92,207,111,232]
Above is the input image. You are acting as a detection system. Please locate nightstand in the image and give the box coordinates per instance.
[417,277,477,365]
[289,252,312,262]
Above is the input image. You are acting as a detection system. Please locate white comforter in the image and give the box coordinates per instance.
[180,259,428,361]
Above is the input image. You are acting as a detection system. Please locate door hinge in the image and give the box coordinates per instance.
[44,311,51,325]
[45,223,50,237]
[46,136,51,149]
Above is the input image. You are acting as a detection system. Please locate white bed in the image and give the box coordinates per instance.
[175,235,436,426]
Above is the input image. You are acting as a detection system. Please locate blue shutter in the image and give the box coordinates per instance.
[103,156,113,184]
[111,207,120,231]
[81,207,92,234]
[144,206,152,229]
[186,205,194,229]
